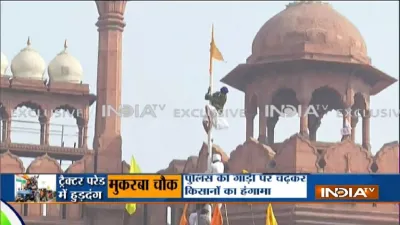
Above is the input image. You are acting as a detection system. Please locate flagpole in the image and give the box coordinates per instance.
[249,204,256,225]
[197,24,215,225]
[207,24,214,172]
[224,204,230,225]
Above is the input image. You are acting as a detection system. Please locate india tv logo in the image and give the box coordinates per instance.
[1,199,24,225]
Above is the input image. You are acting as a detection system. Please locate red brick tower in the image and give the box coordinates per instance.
[93,1,127,173]
[84,2,129,225]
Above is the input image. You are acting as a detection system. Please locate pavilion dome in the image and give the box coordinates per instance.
[1,52,8,76]
[48,40,83,83]
[11,37,46,80]
[248,2,369,64]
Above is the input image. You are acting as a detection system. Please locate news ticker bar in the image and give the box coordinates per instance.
[1,174,399,203]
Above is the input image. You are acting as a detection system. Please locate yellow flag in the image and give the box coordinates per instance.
[266,203,278,225]
[209,24,224,75]
[125,156,141,215]
[179,204,189,225]
[243,170,252,206]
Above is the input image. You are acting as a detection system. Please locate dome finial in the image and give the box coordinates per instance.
[64,39,68,50]
[27,37,31,46]
[286,1,325,8]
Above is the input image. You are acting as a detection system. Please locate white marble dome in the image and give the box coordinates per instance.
[48,40,83,83]
[1,52,8,76]
[11,37,46,80]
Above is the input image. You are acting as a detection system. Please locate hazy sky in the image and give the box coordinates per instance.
[1,1,398,172]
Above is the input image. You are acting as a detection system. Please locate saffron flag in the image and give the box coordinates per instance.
[266,203,278,225]
[179,204,189,225]
[125,156,141,215]
[209,24,224,75]
[242,169,249,173]
[211,204,223,225]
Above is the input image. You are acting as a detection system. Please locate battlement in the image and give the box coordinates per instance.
[133,134,399,225]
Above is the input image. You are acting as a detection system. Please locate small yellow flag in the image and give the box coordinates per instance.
[125,156,141,215]
[209,24,224,76]
[179,204,189,225]
[242,169,249,174]
[266,203,278,225]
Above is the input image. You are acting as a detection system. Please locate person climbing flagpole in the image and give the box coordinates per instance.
[200,24,229,225]
[203,23,229,171]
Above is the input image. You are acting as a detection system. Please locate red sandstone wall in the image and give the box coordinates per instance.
[130,135,399,225]
[1,136,398,225]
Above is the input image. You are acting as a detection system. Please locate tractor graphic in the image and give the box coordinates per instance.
[15,175,40,202]
[15,175,56,202]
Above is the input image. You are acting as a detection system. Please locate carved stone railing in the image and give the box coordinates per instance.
[0,142,92,161]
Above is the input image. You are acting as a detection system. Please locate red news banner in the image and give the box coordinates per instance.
[315,185,379,200]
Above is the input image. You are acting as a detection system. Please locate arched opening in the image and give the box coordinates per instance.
[269,88,299,144]
[49,105,80,147]
[11,101,44,145]
[309,86,344,142]
[50,104,83,170]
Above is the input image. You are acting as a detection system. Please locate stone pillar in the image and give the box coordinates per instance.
[94,1,127,173]
[362,109,370,150]
[40,117,45,145]
[267,116,278,145]
[299,103,309,136]
[77,117,88,148]
[297,84,311,137]
[83,122,88,148]
[1,113,11,143]
[78,125,83,147]
[342,88,354,141]
[39,116,49,145]
[258,105,267,144]
[78,123,88,148]
[351,115,358,142]
[45,119,50,145]
[4,108,11,143]
[0,120,3,142]
[308,115,321,142]
[245,112,255,141]
[342,112,351,141]
[1,119,6,143]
